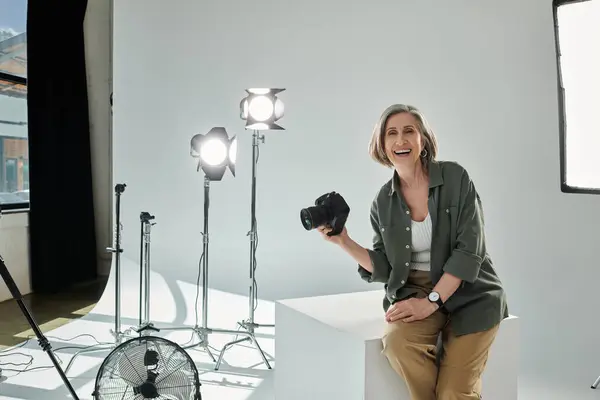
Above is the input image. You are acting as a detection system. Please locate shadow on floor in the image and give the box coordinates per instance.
[0,277,107,349]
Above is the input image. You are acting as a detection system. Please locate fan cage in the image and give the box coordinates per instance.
[93,335,201,400]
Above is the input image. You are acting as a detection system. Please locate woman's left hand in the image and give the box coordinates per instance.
[386,297,438,323]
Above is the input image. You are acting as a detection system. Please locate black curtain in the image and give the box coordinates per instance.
[27,0,98,293]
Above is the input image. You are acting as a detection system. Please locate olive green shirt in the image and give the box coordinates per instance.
[358,160,509,336]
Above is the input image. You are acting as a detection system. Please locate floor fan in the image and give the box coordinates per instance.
[92,335,202,399]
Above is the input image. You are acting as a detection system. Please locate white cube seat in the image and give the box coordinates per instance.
[275,290,519,400]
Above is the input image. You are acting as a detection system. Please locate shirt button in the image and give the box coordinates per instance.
[401,280,405,284]
[406,210,410,214]
[406,245,410,249]
[405,227,410,231]
[405,262,409,266]
[381,227,385,232]
[446,209,449,213]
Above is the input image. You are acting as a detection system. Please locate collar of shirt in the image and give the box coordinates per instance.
[388,160,444,196]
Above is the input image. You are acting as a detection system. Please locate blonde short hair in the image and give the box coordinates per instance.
[368,104,438,170]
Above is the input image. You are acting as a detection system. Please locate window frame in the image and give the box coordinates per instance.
[552,0,600,194]
[0,70,29,212]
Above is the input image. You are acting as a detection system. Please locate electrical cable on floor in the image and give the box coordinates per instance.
[0,328,200,379]
[1,250,217,379]
[0,333,111,378]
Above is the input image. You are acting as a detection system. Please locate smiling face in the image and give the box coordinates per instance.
[368,104,438,171]
[383,112,424,169]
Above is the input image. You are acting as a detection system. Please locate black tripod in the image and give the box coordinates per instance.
[0,254,80,399]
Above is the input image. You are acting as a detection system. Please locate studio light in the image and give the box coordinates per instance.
[217,87,287,370]
[240,88,285,130]
[190,126,237,180]
[152,125,268,371]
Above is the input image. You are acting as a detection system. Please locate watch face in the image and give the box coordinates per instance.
[429,292,440,302]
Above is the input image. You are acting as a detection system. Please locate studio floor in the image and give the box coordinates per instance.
[0,278,108,351]
[0,257,599,400]
[0,257,276,400]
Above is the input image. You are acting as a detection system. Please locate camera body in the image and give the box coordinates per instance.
[300,191,350,236]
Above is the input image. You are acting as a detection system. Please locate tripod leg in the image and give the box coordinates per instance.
[0,256,80,400]
[255,323,274,328]
[216,331,271,371]
[592,375,600,389]
[174,327,217,362]
[215,337,251,370]
[250,335,272,369]
[204,344,216,362]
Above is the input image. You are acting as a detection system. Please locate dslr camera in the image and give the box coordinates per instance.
[300,192,350,236]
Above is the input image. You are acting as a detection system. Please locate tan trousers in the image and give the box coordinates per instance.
[381,270,499,400]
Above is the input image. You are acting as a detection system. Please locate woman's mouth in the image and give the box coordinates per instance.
[393,149,411,157]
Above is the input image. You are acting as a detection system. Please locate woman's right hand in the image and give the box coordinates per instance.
[317,225,349,246]
[318,225,375,273]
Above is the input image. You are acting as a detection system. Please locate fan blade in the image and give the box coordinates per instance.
[117,346,152,386]
[155,369,193,400]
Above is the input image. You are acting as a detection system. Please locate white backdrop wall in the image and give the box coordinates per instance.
[113,0,600,387]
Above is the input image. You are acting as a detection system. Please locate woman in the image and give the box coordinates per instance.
[318,104,509,400]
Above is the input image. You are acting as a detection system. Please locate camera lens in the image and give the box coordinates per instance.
[300,206,328,230]
[300,209,314,230]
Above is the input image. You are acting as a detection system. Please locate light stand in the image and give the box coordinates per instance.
[110,183,131,342]
[246,131,275,335]
[65,183,131,373]
[216,130,273,369]
[245,130,274,334]
[217,88,285,368]
[0,256,80,399]
[164,126,269,370]
[133,211,159,335]
[165,176,269,370]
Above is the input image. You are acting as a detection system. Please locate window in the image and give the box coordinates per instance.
[554,0,600,194]
[0,0,28,209]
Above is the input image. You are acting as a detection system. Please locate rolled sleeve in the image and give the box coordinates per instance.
[442,169,486,283]
[358,200,392,284]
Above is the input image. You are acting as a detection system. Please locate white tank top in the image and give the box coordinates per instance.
[410,213,432,271]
